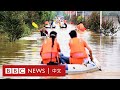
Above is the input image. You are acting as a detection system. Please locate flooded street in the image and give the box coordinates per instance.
[0,24,120,79]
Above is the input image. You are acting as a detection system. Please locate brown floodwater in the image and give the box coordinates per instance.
[0,24,120,79]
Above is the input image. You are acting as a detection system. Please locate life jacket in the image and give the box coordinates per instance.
[69,37,88,64]
[45,21,49,25]
[40,38,60,64]
[77,23,86,32]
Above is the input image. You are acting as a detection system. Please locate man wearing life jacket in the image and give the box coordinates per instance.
[69,30,93,65]
[45,21,49,25]
[77,22,86,32]
[40,31,61,64]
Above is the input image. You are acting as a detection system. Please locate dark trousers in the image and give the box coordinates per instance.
[59,53,69,64]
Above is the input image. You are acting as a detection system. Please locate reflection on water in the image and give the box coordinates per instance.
[0,33,43,66]
[0,24,120,79]
[87,31,120,72]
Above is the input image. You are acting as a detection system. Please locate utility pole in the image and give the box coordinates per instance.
[82,11,85,21]
[100,11,102,61]
[82,11,84,18]
[76,11,77,16]
[70,11,71,19]
[100,11,102,29]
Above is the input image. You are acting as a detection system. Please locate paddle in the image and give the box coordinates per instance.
[32,22,38,29]
[90,57,102,71]
[84,54,102,71]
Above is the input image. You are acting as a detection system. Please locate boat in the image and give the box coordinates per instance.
[45,24,51,28]
[39,56,101,75]
[65,57,101,74]
[39,36,48,40]
[60,22,67,28]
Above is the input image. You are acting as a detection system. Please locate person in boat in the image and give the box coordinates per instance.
[40,27,48,37]
[40,31,61,65]
[50,20,53,28]
[64,19,67,28]
[59,53,69,64]
[44,21,50,28]
[68,30,93,65]
[44,21,49,25]
[76,22,86,32]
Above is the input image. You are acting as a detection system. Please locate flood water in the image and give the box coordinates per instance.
[0,24,120,79]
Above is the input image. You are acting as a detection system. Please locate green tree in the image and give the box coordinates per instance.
[0,11,30,42]
[77,16,84,24]
[0,11,57,42]
[85,11,100,32]
[63,12,70,20]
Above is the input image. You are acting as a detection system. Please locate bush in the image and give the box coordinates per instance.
[21,23,31,37]
[101,19,114,29]
[0,11,57,42]
[85,11,100,32]
[64,13,70,21]
[77,16,84,24]
[4,19,24,41]
[70,15,78,24]
[101,18,115,36]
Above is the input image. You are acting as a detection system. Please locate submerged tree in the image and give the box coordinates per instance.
[101,18,119,36]
[85,11,100,32]
[0,11,57,42]
[0,11,29,42]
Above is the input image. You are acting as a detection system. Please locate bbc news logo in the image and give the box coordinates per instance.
[3,65,66,76]
[5,68,25,74]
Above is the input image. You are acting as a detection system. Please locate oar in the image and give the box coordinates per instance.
[87,55,102,71]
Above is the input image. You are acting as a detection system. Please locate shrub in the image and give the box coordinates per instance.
[70,15,78,24]
[21,23,31,37]
[77,16,84,24]
[101,18,116,36]
[4,18,24,41]
[101,19,114,29]
[85,11,100,32]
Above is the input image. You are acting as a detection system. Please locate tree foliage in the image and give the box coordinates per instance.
[77,16,84,24]
[0,11,56,42]
[85,11,100,32]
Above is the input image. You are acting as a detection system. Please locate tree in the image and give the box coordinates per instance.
[0,11,57,42]
[85,11,100,32]
[0,11,30,42]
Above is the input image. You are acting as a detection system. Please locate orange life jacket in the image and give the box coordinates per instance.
[69,37,88,64]
[40,38,60,64]
[77,23,86,32]
[45,21,49,25]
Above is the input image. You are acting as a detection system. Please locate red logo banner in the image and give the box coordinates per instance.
[2,65,66,76]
